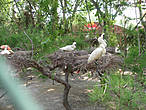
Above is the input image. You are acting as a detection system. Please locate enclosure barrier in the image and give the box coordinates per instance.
[0,56,42,110]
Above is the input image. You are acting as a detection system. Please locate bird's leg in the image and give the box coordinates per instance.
[94,60,98,65]
[91,61,99,78]
[96,69,103,78]
[52,80,55,85]
[51,70,55,85]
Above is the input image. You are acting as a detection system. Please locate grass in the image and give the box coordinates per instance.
[0,26,90,60]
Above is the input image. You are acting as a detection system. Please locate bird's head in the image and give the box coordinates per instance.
[72,42,76,45]
[0,45,14,54]
[98,33,105,44]
[0,45,11,50]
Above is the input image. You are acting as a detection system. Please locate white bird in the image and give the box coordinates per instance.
[115,46,121,53]
[85,34,89,38]
[0,45,14,55]
[88,44,106,64]
[115,45,130,54]
[59,42,76,51]
[88,33,107,64]
[98,33,104,43]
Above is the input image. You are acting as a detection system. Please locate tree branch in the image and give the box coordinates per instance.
[134,13,146,30]
[24,31,34,59]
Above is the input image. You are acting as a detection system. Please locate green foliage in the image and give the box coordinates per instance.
[0,26,42,49]
[89,74,146,110]
[108,33,118,46]
[0,25,90,59]
[72,13,87,26]
[125,46,146,74]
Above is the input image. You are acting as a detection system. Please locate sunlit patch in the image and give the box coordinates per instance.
[117,69,134,75]
[47,88,55,92]
[27,67,33,71]
[24,81,32,87]
[82,76,88,80]
[84,89,93,93]
[27,75,35,78]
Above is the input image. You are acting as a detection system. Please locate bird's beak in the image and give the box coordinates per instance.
[103,34,105,39]
[9,50,14,54]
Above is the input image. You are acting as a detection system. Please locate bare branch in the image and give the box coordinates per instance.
[23,31,34,59]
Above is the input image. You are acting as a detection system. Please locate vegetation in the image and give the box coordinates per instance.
[0,0,145,110]
[89,47,146,109]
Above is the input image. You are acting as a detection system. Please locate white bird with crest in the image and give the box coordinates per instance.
[60,42,76,51]
[88,33,107,64]
[98,33,107,46]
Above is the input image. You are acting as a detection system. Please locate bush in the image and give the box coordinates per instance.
[125,46,146,75]
[89,74,146,110]
[0,25,90,59]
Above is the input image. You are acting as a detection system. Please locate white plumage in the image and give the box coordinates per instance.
[0,45,14,55]
[85,34,89,38]
[88,44,106,63]
[0,49,11,55]
[115,47,121,53]
[60,42,76,51]
[115,45,130,54]
[88,33,107,64]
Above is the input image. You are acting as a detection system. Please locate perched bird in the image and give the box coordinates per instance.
[88,33,107,64]
[88,44,106,64]
[0,45,14,55]
[115,46,121,53]
[60,42,76,51]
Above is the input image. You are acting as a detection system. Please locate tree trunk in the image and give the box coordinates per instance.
[26,0,35,27]
[63,72,72,110]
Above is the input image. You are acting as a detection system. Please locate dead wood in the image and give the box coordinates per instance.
[1,49,123,110]
[1,51,72,110]
[47,49,123,75]
[3,51,70,87]
[86,46,116,54]
[63,72,72,110]
[85,38,98,46]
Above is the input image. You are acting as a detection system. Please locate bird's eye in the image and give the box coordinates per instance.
[103,35,105,39]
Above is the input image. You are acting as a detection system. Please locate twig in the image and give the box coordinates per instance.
[85,0,94,31]
[134,13,146,30]
[14,0,22,18]
[24,31,34,59]
[134,0,141,56]
[103,83,107,95]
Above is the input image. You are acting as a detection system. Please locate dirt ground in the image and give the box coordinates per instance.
[0,71,106,110]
